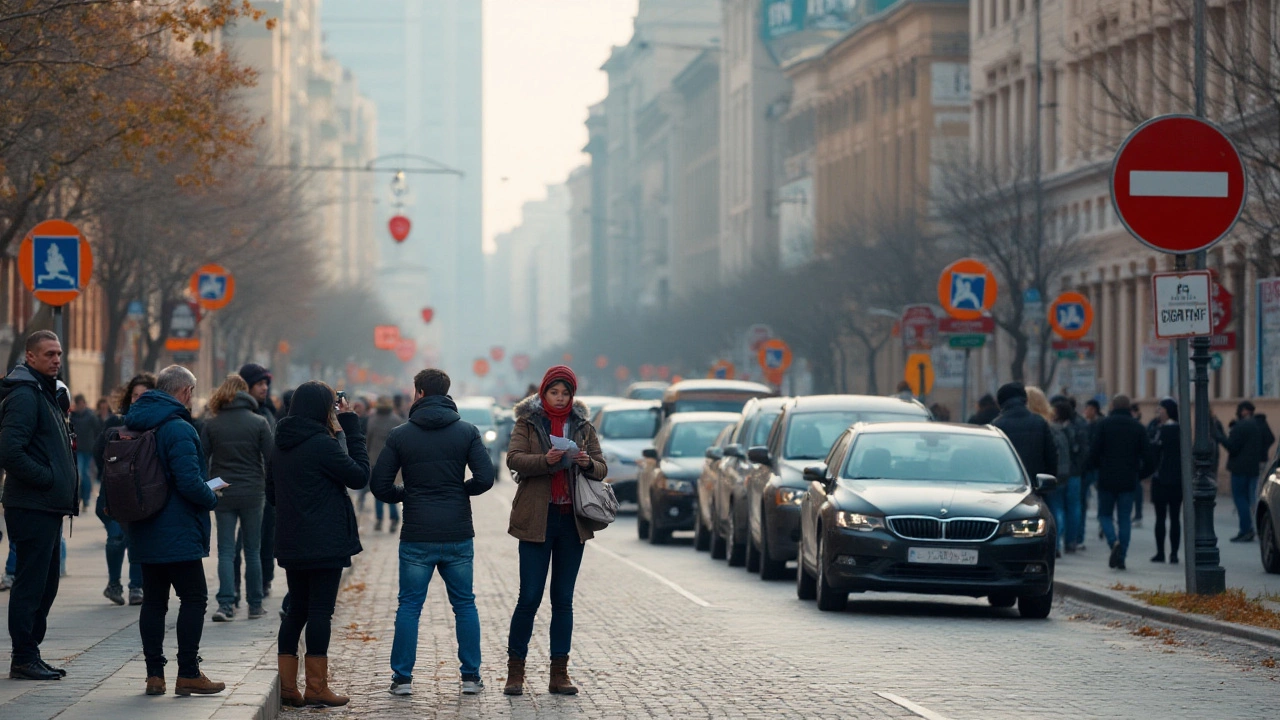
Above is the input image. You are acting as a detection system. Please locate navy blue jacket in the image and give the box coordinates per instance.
[0,364,78,516]
[125,390,218,564]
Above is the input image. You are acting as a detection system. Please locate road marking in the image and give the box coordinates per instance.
[587,543,713,608]
[875,692,954,720]
[1129,170,1228,198]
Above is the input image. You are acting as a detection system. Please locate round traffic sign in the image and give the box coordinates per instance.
[395,338,417,363]
[190,264,236,311]
[1048,292,1094,340]
[19,220,93,307]
[473,358,491,377]
[937,258,998,320]
[709,360,736,380]
[1111,115,1246,254]
[757,338,793,373]
[490,346,505,362]
[595,355,609,369]
[512,354,531,372]
[904,353,934,397]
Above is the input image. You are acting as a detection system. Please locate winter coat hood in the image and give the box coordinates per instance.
[225,392,259,413]
[126,390,192,431]
[274,415,329,452]
[408,395,462,430]
[513,394,590,423]
[0,363,50,400]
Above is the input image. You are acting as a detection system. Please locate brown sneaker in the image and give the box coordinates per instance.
[145,676,166,696]
[174,672,225,696]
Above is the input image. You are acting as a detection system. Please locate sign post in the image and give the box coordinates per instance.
[757,338,793,389]
[1111,112,1244,595]
[937,259,997,420]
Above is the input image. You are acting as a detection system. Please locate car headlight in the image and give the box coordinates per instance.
[664,478,694,493]
[775,487,806,506]
[1000,518,1047,538]
[484,429,498,443]
[835,511,885,531]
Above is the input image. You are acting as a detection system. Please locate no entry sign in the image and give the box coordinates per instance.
[1110,115,1246,254]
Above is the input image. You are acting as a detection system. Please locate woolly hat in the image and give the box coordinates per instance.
[238,363,272,388]
[1159,397,1179,422]
[288,381,333,426]
[539,365,578,398]
[996,382,1027,408]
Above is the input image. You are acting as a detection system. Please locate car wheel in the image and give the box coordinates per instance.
[1260,510,1280,574]
[727,506,746,567]
[796,530,817,601]
[710,519,727,560]
[648,516,669,545]
[758,508,790,580]
[815,537,847,612]
[1018,585,1054,619]
[694,505,712,552]
[988,592,1017,608]
[637,512,650,541]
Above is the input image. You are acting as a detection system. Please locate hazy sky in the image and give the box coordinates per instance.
[482,0,639,252]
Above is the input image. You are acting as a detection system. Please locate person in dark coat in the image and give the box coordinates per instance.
[1089,394,1152,570]
[371,369,494,696]
[990,383,1058,479]
[126,365,224,696]
[0,330,77,681]
[201,374,273,622]
[363,396,404,531]
[967,393,1000,425]
[70,394,102,509]
[1216,400,1275,541]
[267,381,368,708]
[238,362,279,597]
[1150,398,1183,563]
[95,373,156,607]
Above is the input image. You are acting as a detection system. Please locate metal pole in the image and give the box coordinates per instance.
[918,362,927,406]
[1174,257,1197,594]
[962,347,971,424]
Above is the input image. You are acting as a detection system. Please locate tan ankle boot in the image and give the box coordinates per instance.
[278,654,304,707]
[548,656,578,695]
[303,655,349,707]
[503,656,525,696]
[174,672,225,696]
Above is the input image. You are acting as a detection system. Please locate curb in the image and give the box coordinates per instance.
[1056,579,1280,649]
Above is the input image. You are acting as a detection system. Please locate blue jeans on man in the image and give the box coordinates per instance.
[1045,476,1083,551]
[215,504,264,609]
[1231,473,1257,536]
[390,540,480,683]
[1097,490,1135,561]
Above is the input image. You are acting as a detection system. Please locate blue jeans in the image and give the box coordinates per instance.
[97,492,141,589]
[1231,473,1257,535]
[216,504,263,608]
[1097,490,1135,559]
[376,500,400,522]
[77,451,93,509]
[1062,476,1082,548]
[391,540,480,682]
[507,506,585,661]
[1076,471,1097,545]
[1044,487,1066,551]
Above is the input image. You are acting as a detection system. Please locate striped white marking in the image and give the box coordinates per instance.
[1129,170,1228,198]
[587,543,712,608]
[875,692,955,720]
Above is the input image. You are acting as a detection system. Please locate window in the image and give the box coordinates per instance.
[786,411,928,460]
[843,432,1026,485]
[665,422,735,458]
[600,408,661,439]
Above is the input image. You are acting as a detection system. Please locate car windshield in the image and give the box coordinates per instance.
[842,432,1026,485]
[629,387,665,400]
[665,422,733,458]
[785,411,928,460]
[600,409,660,439]
[672,398,753,413]
[749,412,780,447]
[458,407,494,426]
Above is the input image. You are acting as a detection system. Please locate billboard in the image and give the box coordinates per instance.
[762,0,854,42]
[1257,278,1280,395]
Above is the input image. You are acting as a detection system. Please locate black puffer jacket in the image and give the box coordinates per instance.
[1153,422,1183,494]
[267,412,369,568]
[201,392,273,511]
[1091,408,1153,493]
[0,364,78,516]
[1218,415,1275,477]
[370,395,495,543]
[991,398,1058,479]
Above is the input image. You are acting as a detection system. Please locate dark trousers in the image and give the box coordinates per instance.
[507,506,585,660]
[1154,496,1183,557]
[259,504,277,586]
[139,560,207,678]
[278,568,342,657]
[4,508,62,664]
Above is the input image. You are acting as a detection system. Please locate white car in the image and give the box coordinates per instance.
[590,400,661,505]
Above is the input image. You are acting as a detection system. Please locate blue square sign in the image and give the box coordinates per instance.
[949,272,986,311]
[765,348,785,369]
[32,236,80,292]
[198,273,227,301]
[1056,303,1086,330]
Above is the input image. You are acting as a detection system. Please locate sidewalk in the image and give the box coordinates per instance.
[0,512,281,720]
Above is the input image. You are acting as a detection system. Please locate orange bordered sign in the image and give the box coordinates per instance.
[190,264,236,311]
[757,338,793,385]
[937,258,997,320]
[19,220,93,307]
[1048,292,1094,340]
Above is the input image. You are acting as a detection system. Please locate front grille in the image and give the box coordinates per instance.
[887,516,999,542]
[882,563,998,582]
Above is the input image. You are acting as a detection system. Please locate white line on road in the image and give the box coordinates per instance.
[1129,170,1228,198]
[875,692,955,720]
[587,542,713,608]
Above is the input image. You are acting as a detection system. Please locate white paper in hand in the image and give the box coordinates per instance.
[550,435,579,454]
[207,477,229,491]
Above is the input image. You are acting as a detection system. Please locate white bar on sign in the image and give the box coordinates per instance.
[1129,170,1228,198]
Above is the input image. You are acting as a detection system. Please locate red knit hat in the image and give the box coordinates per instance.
[539,365,578,397]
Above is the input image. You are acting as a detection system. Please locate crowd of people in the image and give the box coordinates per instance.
[0,330,610,704]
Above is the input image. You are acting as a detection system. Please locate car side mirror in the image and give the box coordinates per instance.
[641,447,659,460]
[723,443,744,459]
[705,447,724,460]
[803,464,828,483]
[1032,473,1059,493]
[747,446,772,466]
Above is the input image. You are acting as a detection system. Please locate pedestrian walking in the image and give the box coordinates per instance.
[202,374,273,622]
[503,366,608,697]
[364,396,404,531]
[966,393,1000,425]
[0,331,78,681]
[1049,396,1087,554]
[268,381,369,708]
[893,380,915,402]
[1082,398,1102,546]
[371,369,495,697]
[1215,400,1275,542]
[990,383,1058,480]
[1090,395,1152,570]
[125,365,224,696]
[70,394,102,509]
[94,373,156,606]
[238,363,279,599]
[1150,398,1183,563]
[1027,388,1070,557]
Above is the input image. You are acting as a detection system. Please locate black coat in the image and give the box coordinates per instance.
[1153,422,1183,501]
[1090,408,1153,493]
[0,364,78,516]
[1218,415,1275,477]
[991,398,1058,479]
[370,395,495,543]
[967,407,1000,425]
[267,412,369,568]
[70,408,103,456]
[201,393,273,510]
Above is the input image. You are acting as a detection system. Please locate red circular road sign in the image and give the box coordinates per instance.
[595,354,609,369]
[1048,292,1094,340]
[511,354,530,372]
[473,358,491,377]
[490,346,505,362]
[19,220,93,307]
[395,338,417,363]
[937,258,998,321]
[1111,115,1246,254]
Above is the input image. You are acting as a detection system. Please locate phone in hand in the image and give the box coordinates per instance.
[335,391,347,408]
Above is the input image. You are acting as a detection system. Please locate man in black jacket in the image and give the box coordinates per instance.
[0,331,77,681]
[991,383,1058,479]
[370,369,494,697]
[1090,395,1151,570]
[1216,401,1275,542]
[966,393,1000,425]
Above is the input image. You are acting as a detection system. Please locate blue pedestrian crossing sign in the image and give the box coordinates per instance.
[1048,291,1094,340]
[33,236,81,291]
[189,263,236,311]
[948,273,986,312]
[198,273,226,301]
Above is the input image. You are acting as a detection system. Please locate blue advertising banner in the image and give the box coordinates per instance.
[762,0,805,39]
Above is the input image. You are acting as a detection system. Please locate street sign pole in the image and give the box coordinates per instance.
[961,348,971,423]
[918,362,927,406]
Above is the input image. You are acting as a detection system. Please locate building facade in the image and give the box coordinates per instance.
[671,50,722,298]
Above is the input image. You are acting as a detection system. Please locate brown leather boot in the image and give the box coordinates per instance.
[278,654,304,707]
[303,655,349,707]
[145,676,166,696]
[174,672,225,696]
[548,656,578,695]
[503,656,525,696]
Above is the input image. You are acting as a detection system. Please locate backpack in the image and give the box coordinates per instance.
[101,425,170,522]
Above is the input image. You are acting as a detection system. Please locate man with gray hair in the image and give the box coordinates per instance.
[124,365,224,696]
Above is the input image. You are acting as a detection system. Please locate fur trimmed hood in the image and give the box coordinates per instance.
[513,394,590,423]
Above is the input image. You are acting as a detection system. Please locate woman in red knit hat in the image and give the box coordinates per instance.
[503,365,607,697]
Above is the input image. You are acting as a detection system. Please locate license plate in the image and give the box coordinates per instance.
[908,547,978,565]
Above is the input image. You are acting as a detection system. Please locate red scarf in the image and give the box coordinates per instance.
[540,365,578,505]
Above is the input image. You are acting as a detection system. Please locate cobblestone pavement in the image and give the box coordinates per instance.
[313,479,1280,720]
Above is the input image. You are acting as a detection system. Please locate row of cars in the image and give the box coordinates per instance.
[591,380,1060,618]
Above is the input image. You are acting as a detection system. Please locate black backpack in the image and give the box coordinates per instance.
[101,425,169,522]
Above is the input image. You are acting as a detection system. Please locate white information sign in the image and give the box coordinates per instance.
[1152,271,1212,339]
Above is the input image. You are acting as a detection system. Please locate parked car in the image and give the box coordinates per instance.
[703,397,788,563]
[745,395,931,579]
[626,381,670,400]
[636,412,739,544]
[1256,450,1280,573]
[456,397,503,469]
[591,399,662,505]
[660,379,775,417]
[578,395,627,416]
[796,423,1058,617]
[695,424,738,552]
